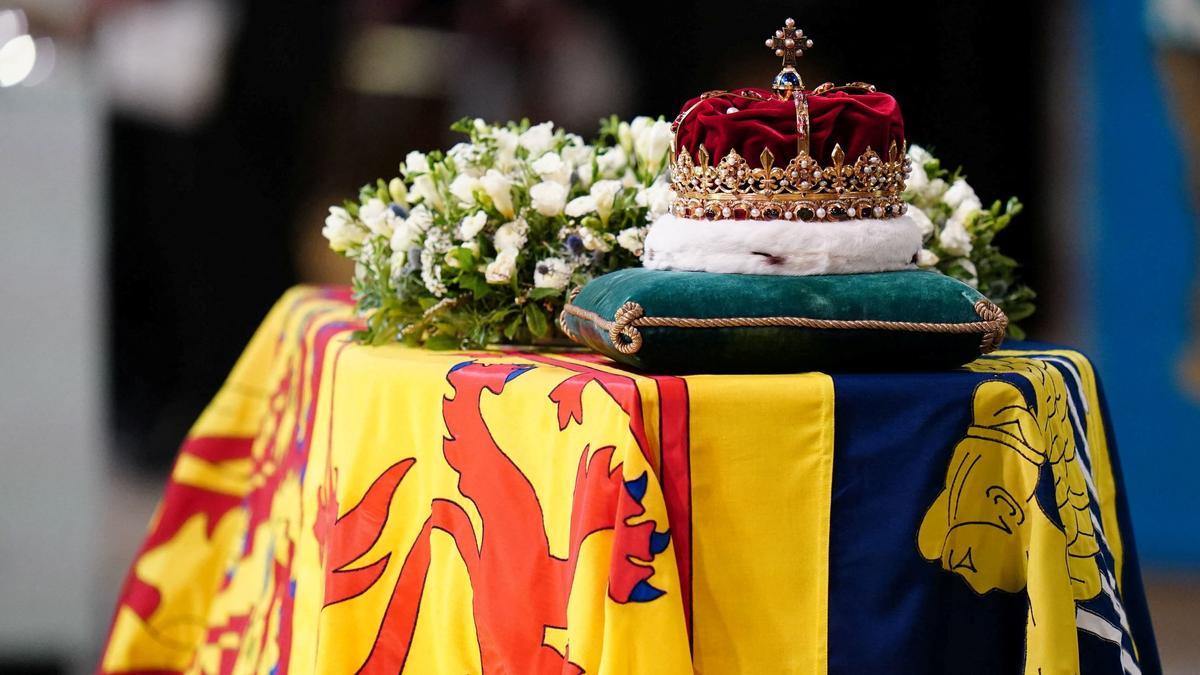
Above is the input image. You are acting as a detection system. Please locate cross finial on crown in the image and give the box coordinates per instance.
[764,18,813,98]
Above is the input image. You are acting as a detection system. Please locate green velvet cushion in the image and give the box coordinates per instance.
[560,268,1007,373]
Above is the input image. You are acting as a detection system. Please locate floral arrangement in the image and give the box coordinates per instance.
[323,118,1035,347]
[904,145,1036,338]
[322,116,672,348]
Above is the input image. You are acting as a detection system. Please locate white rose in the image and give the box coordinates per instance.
[906,160,930,198]
[939,214,974,257]
[596,146,627,177]
[519,121,556,158]
[617,226,647,256]
[480,169,515,218]
[485,249,519,284]
[405,151,430,174]
[493,218,529,253]
[532,152,571,184]
[942,179,979,210]
[635,180,673,220]
[530,181,568,217]
[357,198,396,238]
[448,174,481,206]
[322,206,366,252]
[908,144,934,166]
[458,210,488,240]
[589,179,624,224]
[409,174,444,211]
[907,204,936,238]
[564,195,596,218]
[916,248,940,268]
[533,256,573,290]
[492,127,520,171]
[632,118,673,175]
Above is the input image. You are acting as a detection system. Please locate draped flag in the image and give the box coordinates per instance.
[100,287,1158,674]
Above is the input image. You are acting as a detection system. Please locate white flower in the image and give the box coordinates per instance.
[923,178,948,201]
[388,177,408,205]
[908,204,936,238]
[636,180,673,220]
[448,174,481,206]
[579,228,612,252]
[458,210,488,240]
[588,179,623,224]
[389,248,407,278]
[617,120,634,155]
[493,217,528,253]
[480,169,515,218]
[519,121,556,158]
[409,174,443,211]
[322,206,366,252]
[939,213,974,256]
[420,228,451,296]
[943,179,980,211]
[957,258,979,288]
[390,219,419,253]
[561,141,594,187]
[916,248,940,268]
[532,152,571,184]
[405,151,430,174]
[406,204,433,232]
[485,249,518,284]
[631,117,673,175]
[492,128,520,171]
[617,226,647,256]
[907,160,930,197]
[462,240,480,256]
[473,118,488,133]
[448,142,483,177]
[358,198,398,238]
[908,144,934,166]
[530,180,569,216]
[533,257,573,289]
[596,146,627,178]
[565,195,596,218]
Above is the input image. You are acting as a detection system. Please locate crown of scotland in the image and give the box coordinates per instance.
[668,19,912,223]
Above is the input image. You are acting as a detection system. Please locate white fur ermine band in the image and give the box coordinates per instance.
[642,213,923,276]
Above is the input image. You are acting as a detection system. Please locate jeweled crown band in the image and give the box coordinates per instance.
[669,140,911,222]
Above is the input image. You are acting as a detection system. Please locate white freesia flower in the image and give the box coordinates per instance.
[485,249,518,284]
[391,220,419,256]
[358,198,396,238]
[449,174,481,206]
[532,152,571,184]
[561,141,594,187]
[492,127,520,171]
[631,117,673,175]
[596,146,627,178]
[458,211,488,240]
[565,195,595,218]
[617,120,634,156]
[462,240,480,256]
[617,226,647,256]
[636,180,673,220]
[957,258,979,288]
[388,177,408,205]
[908,204,936,238]
[322,206,366,252]
[530,181,569,217]
[533,257,573,289]
[519,121,556,158]
[939,213,974,256]
[493,218,528,252]
[907,159,930,197]
[589,179,623,224]
[579,228,613,252]
[909,144,934,165]
[480,169,515,218]
[409,174,443,210]
[389,249,407,278]
[916,248,940,267]
[943,179,980,211]
[405,151,430,174]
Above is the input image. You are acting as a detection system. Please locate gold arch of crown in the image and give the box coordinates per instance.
[669,139,912,222]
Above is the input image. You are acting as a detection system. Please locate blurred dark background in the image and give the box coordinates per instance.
[0,0,1196,670]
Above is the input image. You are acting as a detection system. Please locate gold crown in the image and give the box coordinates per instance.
[668,19,912,222]
[669,140,912,222]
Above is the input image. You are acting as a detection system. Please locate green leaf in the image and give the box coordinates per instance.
[524,304,550,338]
[424,334,461,350]
[527,287,561,301]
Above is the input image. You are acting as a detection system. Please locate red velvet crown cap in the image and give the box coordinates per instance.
[674,86,905,168]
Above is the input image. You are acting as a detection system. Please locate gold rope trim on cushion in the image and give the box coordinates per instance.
[560,299,1008,356]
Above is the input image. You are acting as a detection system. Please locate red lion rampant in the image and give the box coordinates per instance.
[315,360,671,673]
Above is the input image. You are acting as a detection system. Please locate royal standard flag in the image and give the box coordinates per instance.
[101,287,1159,674]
